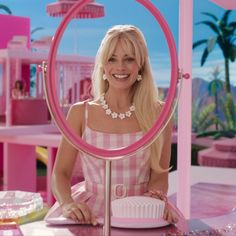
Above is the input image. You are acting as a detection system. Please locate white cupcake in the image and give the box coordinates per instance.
[111,196,165,219]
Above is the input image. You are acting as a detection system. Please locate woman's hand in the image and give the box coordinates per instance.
[61,201,97,226]
[163,204,178,224]
[144,190,179,224]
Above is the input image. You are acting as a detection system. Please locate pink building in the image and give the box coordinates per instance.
[0,14,94,126]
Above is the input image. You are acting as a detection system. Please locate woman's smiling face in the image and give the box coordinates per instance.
[103,40,139,91]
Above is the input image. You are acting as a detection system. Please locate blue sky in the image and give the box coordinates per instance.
[2,0,236,87]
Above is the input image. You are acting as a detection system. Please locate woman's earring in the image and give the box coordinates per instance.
[137,74,142,81]
[103,74,107,80]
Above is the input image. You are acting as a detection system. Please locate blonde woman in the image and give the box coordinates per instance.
[45,25,178,226]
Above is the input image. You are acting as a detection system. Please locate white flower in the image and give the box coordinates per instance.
[130,105,135,111]
[119,113,125,119]
[100,94,135,120]
[111,112,118,118]
[106,109,112,115]
[125,111,131,117]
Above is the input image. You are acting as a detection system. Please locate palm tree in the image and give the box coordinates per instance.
[207,65,224,130]
[192,99,217,133]
[193,10,236,93]
[31,27,44,42]
[0,4,12,14]
[197,94,236,139]
[220,93,236,131]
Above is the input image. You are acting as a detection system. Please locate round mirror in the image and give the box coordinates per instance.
[44,0,178,159]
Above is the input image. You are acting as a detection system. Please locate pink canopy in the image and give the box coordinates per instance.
[46,0,104,18]
[210,0,236,9]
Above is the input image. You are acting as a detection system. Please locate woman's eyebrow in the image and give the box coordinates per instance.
[112,54,132,57]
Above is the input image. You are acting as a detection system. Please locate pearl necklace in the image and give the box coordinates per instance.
[100,94,135,120]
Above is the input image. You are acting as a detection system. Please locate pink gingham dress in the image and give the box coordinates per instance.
[45,103,151,219]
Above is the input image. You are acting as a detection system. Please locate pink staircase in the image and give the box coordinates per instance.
[198,138,236,168]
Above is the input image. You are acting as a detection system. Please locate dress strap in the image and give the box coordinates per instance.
[84,100,89,128]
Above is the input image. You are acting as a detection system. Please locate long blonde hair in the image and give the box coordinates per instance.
[92,25,167,173]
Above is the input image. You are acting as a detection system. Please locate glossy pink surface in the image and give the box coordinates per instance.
[19,182,236,235]
[169,182,236,219]
[20,211,236,236]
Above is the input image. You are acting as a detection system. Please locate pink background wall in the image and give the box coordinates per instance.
[0,14,30,49]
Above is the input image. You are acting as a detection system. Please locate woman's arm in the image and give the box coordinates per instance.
[51,103,84,206]
[147,118,173,193]
[51,103,95,223]
[147,118,179,224]
[51,102,97,225]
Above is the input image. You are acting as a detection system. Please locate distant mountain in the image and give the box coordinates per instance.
[159,77,236,112]
[192,77,236,106]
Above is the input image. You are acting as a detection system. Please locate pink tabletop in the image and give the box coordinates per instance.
[19,210,236,236]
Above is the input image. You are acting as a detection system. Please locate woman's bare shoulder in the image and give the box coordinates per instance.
[66,102,84,117]
[66,101,94,134]
[69,99,100,114]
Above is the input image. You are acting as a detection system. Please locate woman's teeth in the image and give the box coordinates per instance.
[113,74,129,79]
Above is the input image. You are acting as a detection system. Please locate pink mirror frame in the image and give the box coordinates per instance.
[45,0,178,159]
